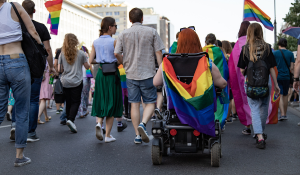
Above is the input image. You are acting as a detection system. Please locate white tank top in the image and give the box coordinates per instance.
[0,3,22,45]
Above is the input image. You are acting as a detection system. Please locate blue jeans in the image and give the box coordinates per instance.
[28,77,43,137]
[60,102,67,121]
[0,54,31,148]
[247,96,269,134]
[126,78,157,104]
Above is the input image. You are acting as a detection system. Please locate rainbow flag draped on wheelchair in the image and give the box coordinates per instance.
[162,55,217,137]
[203,45,230,128]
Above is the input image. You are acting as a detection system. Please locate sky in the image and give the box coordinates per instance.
[72,0,295,46]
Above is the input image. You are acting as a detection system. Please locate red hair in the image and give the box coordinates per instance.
[176,28,203,53]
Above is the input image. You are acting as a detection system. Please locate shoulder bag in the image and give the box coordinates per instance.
[54,58,64,95]
[279,49,293,85]
[11,2,48,78]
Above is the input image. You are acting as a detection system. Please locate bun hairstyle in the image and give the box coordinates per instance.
[99,17,115,36]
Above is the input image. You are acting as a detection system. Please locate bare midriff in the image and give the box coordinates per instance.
[0,41,24,55]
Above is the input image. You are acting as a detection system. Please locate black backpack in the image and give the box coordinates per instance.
[246,53,270,99]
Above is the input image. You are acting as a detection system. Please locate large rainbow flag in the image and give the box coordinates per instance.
[244,0,274,31]
[203,45,229,128]
[45,0,63,35]
[118,65,128,101]
[228,36,279,125]
[162,56,216,137]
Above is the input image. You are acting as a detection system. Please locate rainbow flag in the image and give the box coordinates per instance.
[203,45,229,128]
[228,36,279,125]
[162,56,216,137]
[45,0,63,35]
[118,65,128,99]
[244,0,274,31]
[86,69,93,78]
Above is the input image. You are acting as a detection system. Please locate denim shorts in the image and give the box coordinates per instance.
[277,80,290,96]
[126,78,157,104]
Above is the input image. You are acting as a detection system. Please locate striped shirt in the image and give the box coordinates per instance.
[114,22,165,80]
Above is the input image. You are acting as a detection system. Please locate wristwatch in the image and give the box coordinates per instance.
[294,77,299,82]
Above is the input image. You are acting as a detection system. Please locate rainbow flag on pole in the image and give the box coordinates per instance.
[244,0,274,31]
[162,56,216,137]
[45,0,63,35]
[203,45,229,128]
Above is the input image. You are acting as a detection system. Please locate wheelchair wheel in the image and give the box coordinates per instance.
[152,145,162,165]
[211,143,220,167]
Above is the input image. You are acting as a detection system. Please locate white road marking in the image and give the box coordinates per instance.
[0,125,11,129]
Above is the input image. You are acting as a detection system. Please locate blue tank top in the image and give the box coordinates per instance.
[93,35,116,63]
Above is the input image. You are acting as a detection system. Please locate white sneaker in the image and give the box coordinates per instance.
[105,135,116,143]
[66,120,77,133]
[96,123,103,141]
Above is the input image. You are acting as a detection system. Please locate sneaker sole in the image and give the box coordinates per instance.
[242,132,251,135]
[138,126,149,143]
[14,159,31,167]
[10,129,15,141]
[134,140,142,144]
[96,126,103,141]
[27,138,40,142]
[105,139,116,143]
[126,118,132,122]
[66,123,77,133]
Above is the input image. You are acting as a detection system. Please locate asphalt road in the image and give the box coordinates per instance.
[0,105,300,175]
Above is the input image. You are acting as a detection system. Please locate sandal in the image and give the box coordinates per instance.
[47,106,52,109]
[45,116,51,122]
[38,120,45,124]
[84,111,89,117]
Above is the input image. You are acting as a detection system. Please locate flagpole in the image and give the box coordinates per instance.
[274,0,277,45]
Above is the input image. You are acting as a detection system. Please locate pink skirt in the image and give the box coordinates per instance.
[40,72,54,100]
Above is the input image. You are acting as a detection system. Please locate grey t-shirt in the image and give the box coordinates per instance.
[58,50,87,88]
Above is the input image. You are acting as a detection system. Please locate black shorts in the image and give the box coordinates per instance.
[229,88,233,100]
[278,80,290,96]
[54,94,64,103]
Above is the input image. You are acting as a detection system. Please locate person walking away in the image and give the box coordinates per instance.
[273,38,295,121]
[58,33,90,133]
[237,23,280,149]
[54,48,64,114]
[293,38,300,126]
[169,32,180,53]
[89,17,126,143]
[115,8,165,144]
[76,46,91,118]
[37,61,53,124]
[0,0,43,167]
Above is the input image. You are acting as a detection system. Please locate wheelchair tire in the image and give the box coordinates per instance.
[211,143,220,167]
[152,145,162,165]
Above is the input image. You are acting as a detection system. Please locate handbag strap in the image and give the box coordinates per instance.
[10,3,27,32]
[279,49,291,73]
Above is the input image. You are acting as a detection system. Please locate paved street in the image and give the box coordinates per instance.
[0,106,300,175]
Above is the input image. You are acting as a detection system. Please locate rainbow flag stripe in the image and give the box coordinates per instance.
[45,0,63,35]
[118,65,128,99]
[203,45,229,128]
[163,56,216,137]
[244,0,274,31]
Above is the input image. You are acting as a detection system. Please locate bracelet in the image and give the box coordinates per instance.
[294,77,299,82]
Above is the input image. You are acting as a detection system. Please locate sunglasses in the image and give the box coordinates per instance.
[180,26,195,32]
[111,25,118,29]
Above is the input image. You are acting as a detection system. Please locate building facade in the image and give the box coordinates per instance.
[7,0,102,54]
[81,2,133,38]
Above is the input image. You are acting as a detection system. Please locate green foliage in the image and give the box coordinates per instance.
[275,0,299,51]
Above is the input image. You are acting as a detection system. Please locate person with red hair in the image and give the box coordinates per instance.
[153,28,227,89]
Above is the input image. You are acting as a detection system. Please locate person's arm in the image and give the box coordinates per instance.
[240,68,245,76]
[293,45,300,92]
[43,40,55,74]
[153,64,163,86]
[211,63,227,89]
[13,2,41,44]
[89,44,98,64]
[155,50,163,66]
[114,34,123,64]
[270,67,280,94]
[54,59,58,72]
[290,62,294,73]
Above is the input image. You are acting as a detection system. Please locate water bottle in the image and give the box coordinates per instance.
[49,74,54,85]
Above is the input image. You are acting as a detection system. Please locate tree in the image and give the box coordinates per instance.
[275,0,300,51]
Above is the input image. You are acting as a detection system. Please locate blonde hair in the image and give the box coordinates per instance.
[62,33,79,65]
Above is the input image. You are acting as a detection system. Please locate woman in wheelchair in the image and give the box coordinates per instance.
[153,28,227,89]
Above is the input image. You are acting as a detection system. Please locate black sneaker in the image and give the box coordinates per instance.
[254,134,268,143]
[117,122,127,132]
[232,114,238,121]
[256,139,266,149]
[60,120,66,125]
[27,135,40,142]
[150,116,156,121]
[102,128,106,134]
[6,112,11,121]
[14,156,31,167]
[10,128,15,141]
[242,128,251,135]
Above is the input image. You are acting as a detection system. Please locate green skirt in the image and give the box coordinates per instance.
[91,66,123,118]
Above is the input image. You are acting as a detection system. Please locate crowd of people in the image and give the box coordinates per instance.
[0,0,300,167]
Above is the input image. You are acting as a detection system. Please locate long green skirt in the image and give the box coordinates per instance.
[91,66,123,118]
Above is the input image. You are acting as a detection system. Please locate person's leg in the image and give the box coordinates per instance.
[131,103,141,135]
[260,96,270,134]
[156,92,163,110]
[142,103,155,124]
[287,87,293,104]
[226,100,233,121]
[140,78,157,125]
[56,103,61,111]
[281,95,288,116]
[38,100,46,123]
[105,117,114,137]
[60,102,67,122]
[68,83,83,122]
[8,105,13,113]
[28,77,42,137]
[247,97,263,135]
[63,88,72,121]
[42,107,51,120]
[232,100,236,114]
[124,95,129,117]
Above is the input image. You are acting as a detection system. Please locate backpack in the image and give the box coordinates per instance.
[246,54,270,99]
